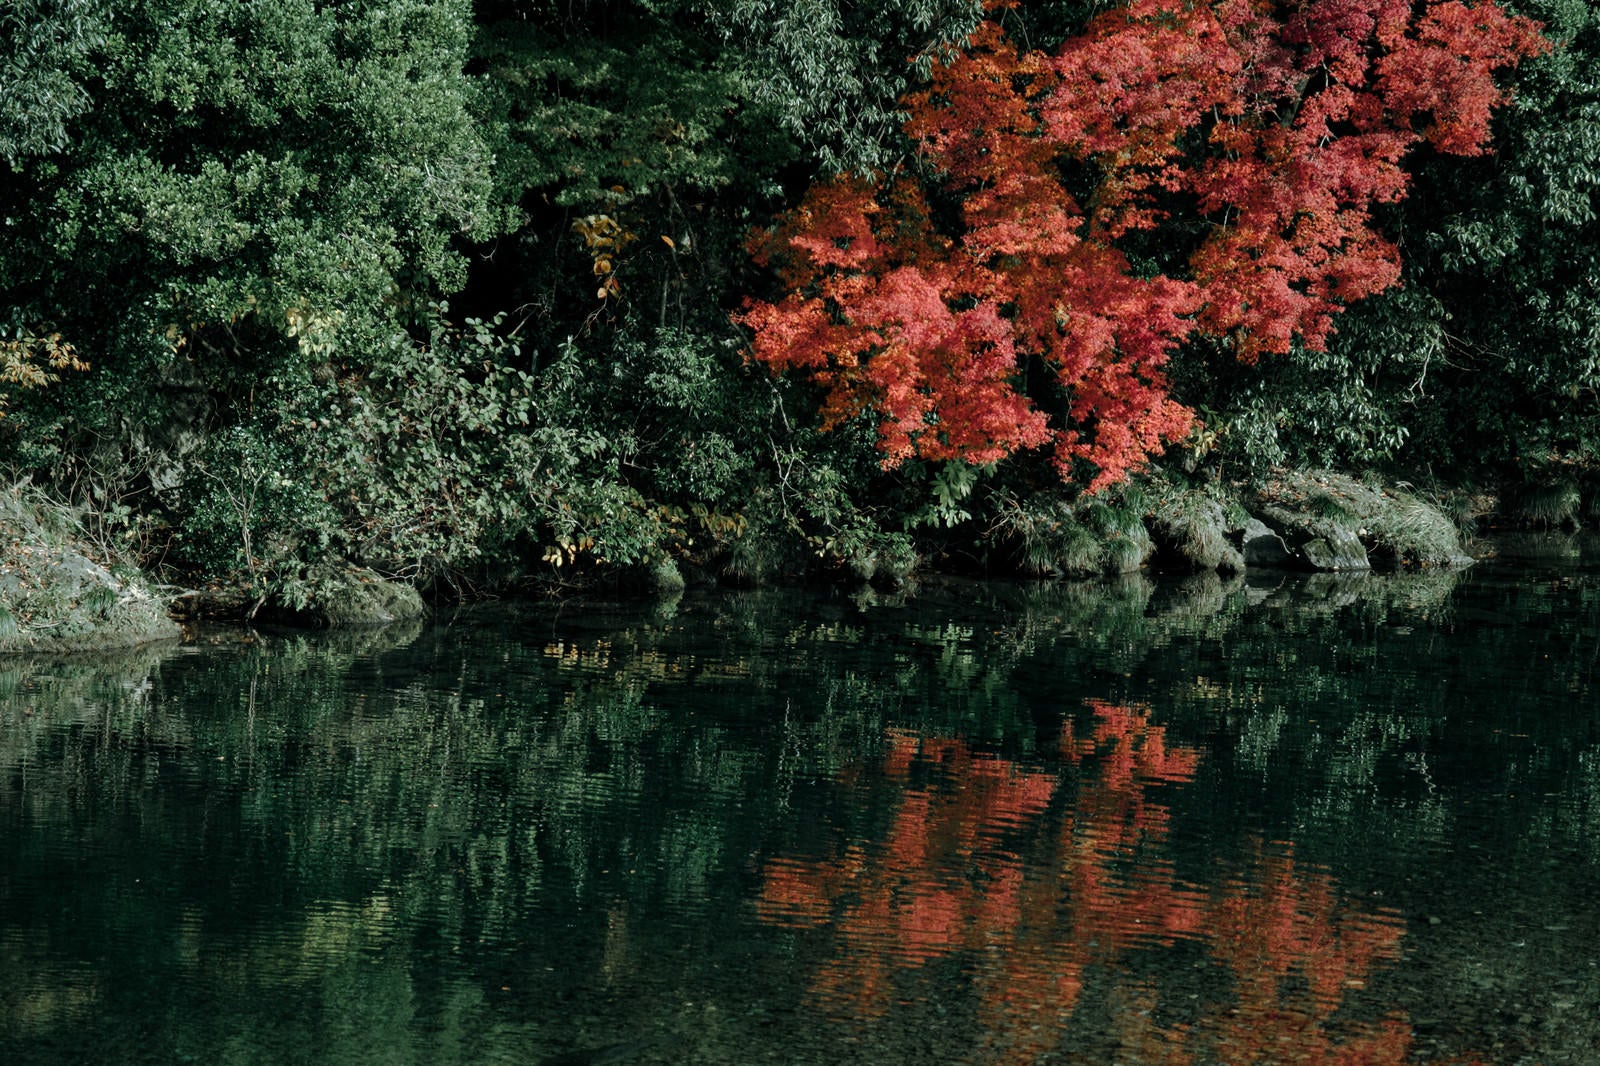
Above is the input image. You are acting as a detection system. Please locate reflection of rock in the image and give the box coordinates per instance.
[536,1035,680,1066]
[1301,572,1372,608]
[1147,571,1245,623]
[647,588,683,623]
[1489,531,1589,563]
[270,615,427,657]
[1243,573,1283,606]
[0,643,180,780]
[1257,566,1464,617]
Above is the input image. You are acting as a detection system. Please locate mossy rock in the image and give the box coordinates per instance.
[1299,522,1372,571]
[1147,489,1246,574]
[869,535,919,588]
[0,487,180,654]
[713,497,810,588]
[1248,470,1471,570]
[315,574,426,626]
[1238,518,1295,566]
[259,566,427,628]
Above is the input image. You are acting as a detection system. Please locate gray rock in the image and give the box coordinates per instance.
[1253,504,1372,572]
[1238,518,1294,566]
[1299,524,1370,571]
[0,549,179,654]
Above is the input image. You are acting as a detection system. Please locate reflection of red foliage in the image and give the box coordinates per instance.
[1196,844,1411,1064]
[757,730,1058,1016]
[757,703,1424,1064]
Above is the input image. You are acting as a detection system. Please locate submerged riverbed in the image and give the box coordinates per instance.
[3,537,1598,1064]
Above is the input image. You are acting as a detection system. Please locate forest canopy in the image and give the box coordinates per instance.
[0,0,1592,602]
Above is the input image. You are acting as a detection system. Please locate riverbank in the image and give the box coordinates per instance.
[0,484,178,653]
[0,467,1491,649]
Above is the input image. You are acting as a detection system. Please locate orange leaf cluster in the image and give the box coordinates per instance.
[738,0,1543,490]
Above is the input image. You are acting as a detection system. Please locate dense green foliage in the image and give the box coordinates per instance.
[2,0,502,596]
[0,0,1595,603]
[1394,0,1600,510]
[0,0,107,163]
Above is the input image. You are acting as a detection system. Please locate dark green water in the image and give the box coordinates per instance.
[3,539,1599,1065]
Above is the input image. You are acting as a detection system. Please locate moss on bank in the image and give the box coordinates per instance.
[972,469,1471,584]
[174,564,428,629]
[0,486,180,653]
[1249,470,1474,569]
[2,464,1480,649]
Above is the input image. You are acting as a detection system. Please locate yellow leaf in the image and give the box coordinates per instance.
[661,235,675,249]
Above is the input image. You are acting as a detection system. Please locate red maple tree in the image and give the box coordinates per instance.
[738,0,1543,490]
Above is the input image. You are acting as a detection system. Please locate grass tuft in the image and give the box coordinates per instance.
[1263,471,1469,566]
[1307,491,1357,524]
[1519,481,1582,529]
[84,584,120,617]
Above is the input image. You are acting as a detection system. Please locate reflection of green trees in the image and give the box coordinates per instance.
[2,561,1599,1061]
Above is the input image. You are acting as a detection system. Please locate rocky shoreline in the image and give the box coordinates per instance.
[0,469,1483,653]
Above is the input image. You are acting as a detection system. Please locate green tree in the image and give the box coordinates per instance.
[0,0,108,164]
[450,0,986,583]
[0,0,495,463]
[0,0,500,584]
[469,0,982,338]
[1404,0,1600,491]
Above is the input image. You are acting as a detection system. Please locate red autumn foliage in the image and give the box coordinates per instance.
[737,0,1544,490]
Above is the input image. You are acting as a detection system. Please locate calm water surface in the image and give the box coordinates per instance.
[3,538,1599,1064]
